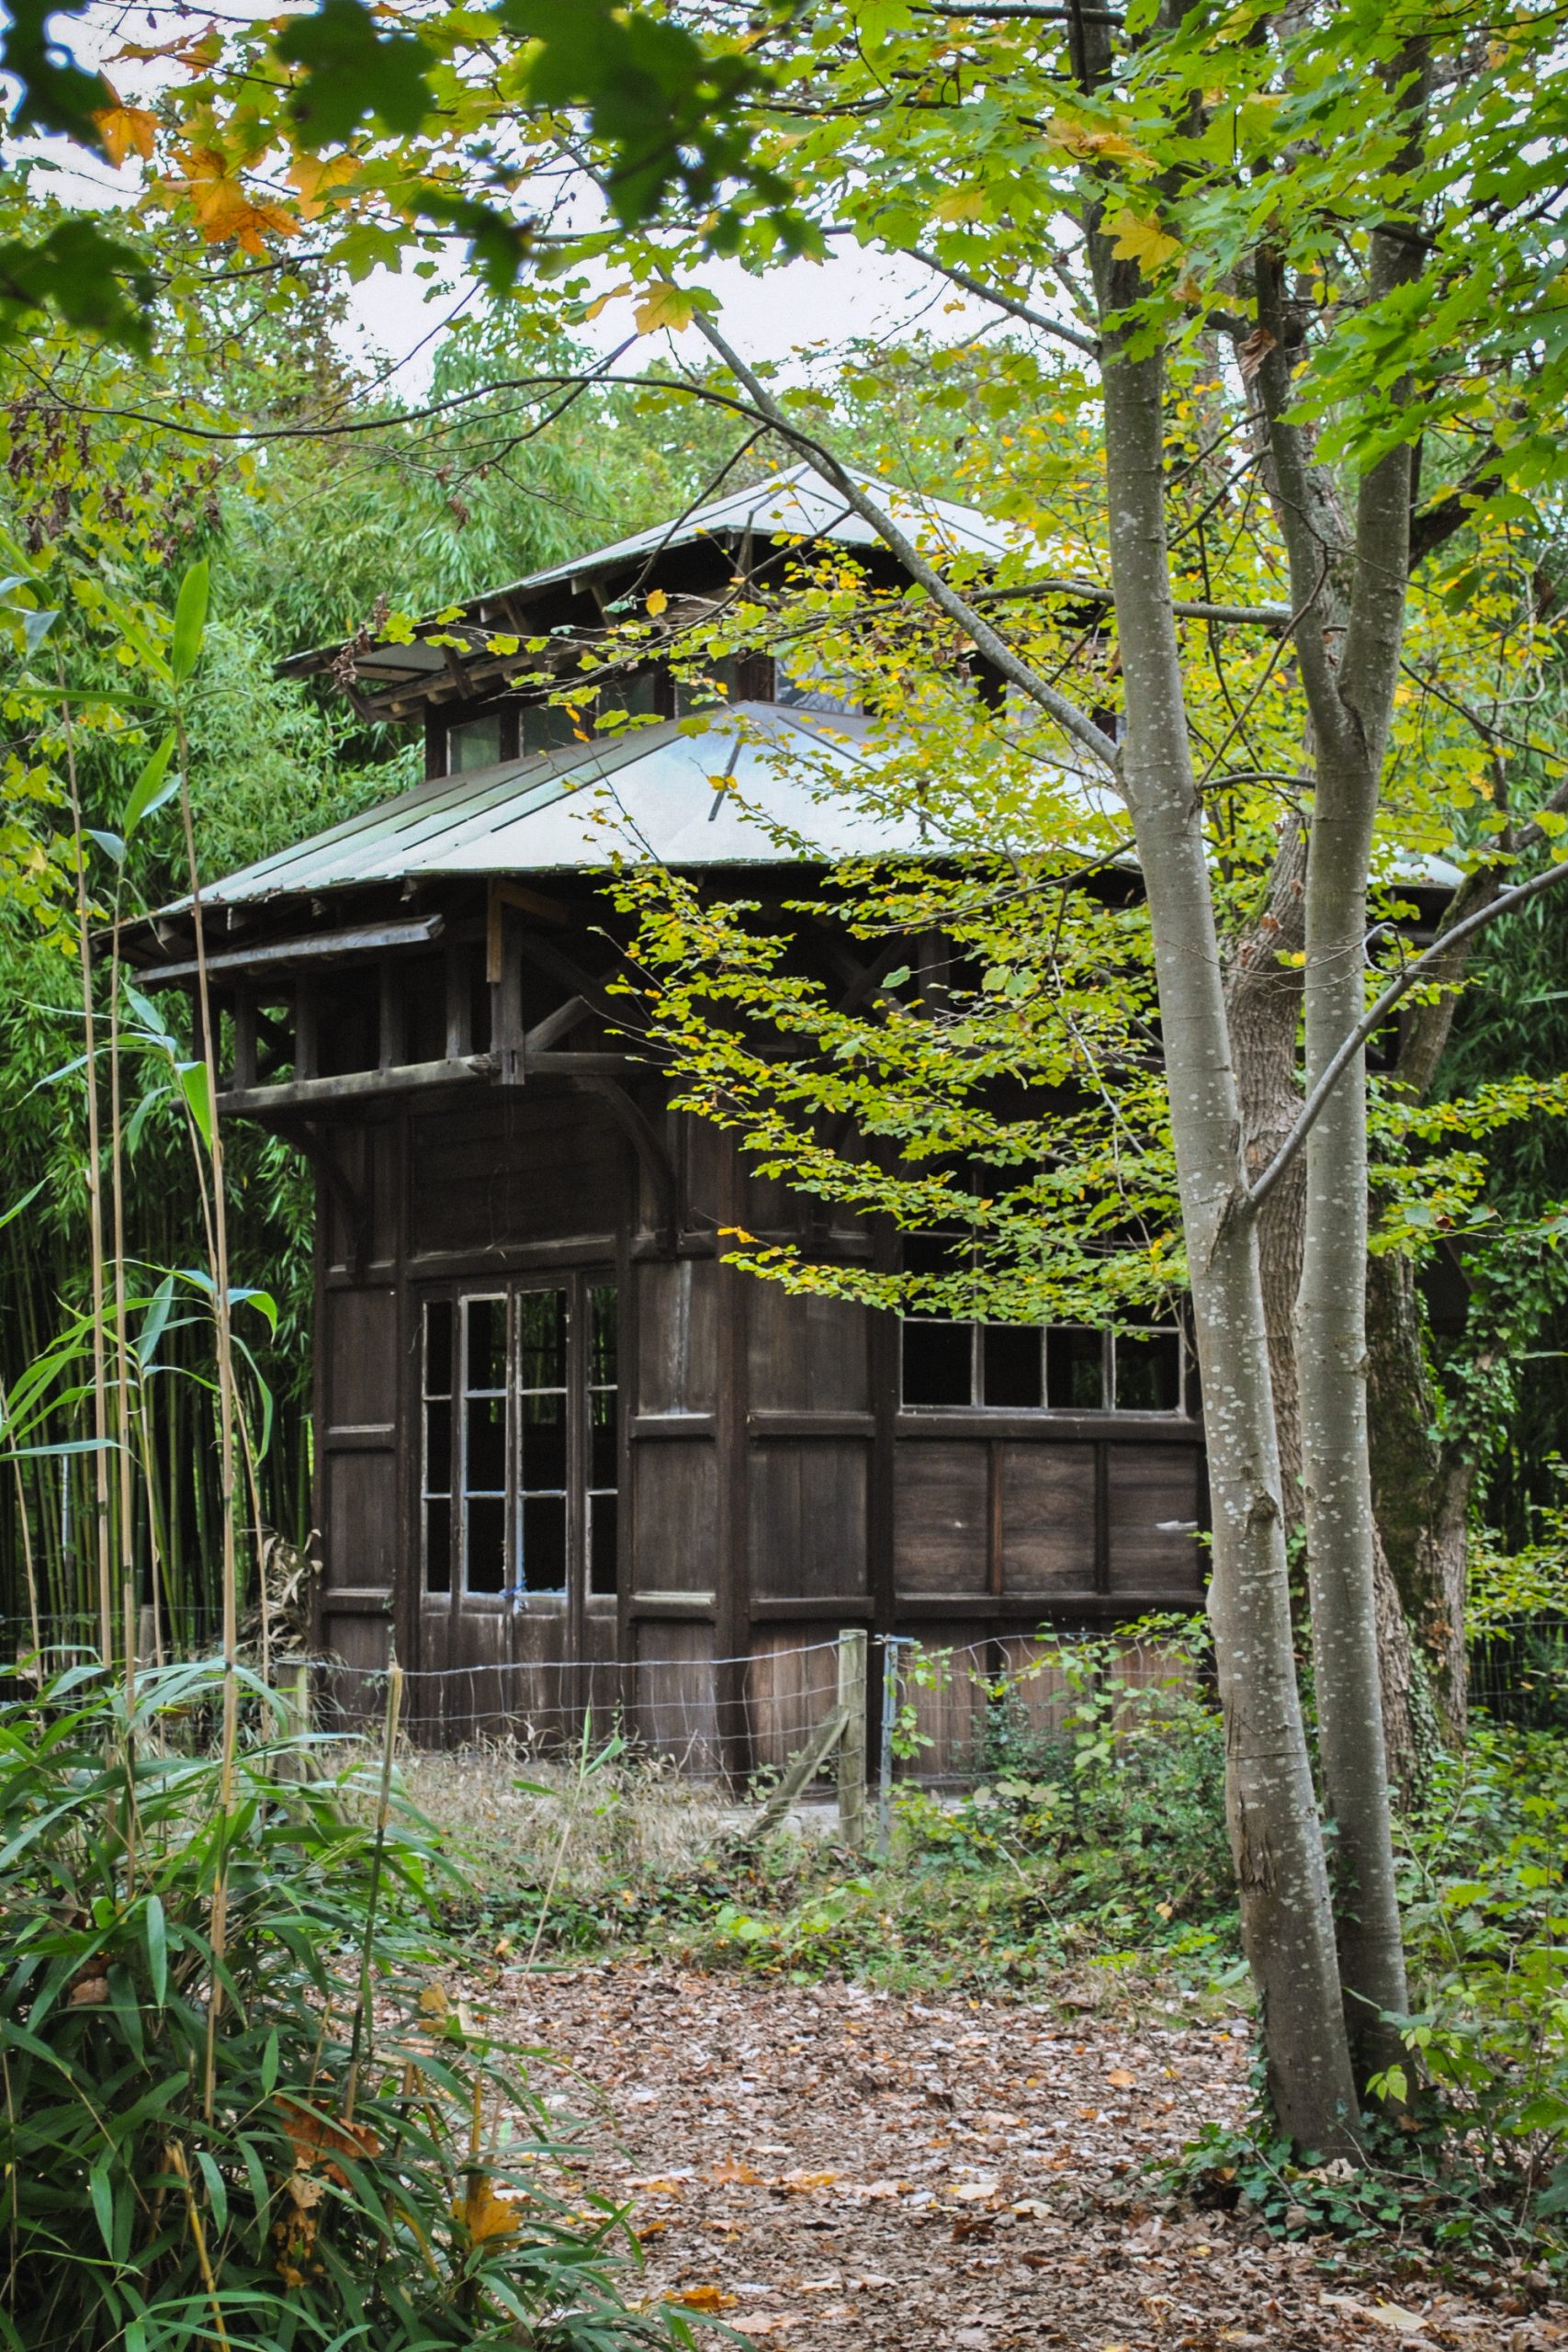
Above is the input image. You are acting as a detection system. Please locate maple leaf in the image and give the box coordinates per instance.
[634,280,698,335]
[670,2285,736,2311]
[1046,115,1149,164]
[933,186,986,222]
[1105,209,1182,277]
[177,150,301,254]
[288,151,359,218]
[94,90,157,168]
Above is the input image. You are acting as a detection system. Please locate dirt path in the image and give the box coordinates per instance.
[483,1960,1565,2351]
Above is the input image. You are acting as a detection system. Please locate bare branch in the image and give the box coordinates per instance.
[908,248,1100,356]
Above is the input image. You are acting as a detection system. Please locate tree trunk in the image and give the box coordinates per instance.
[1094,281,1359,2154]
[1366,1249,1473,1740]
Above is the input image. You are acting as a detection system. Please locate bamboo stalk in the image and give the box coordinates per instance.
[344,1658,403,2126]
[60,695,112,1664]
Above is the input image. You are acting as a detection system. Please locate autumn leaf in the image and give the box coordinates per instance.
[1046,115,1148,164]
[634,280,698,335]
[288,151,359,218]
[94,90,157,168]
[452,2173,521,2245]
[645,587,669,617]
[708,2158,764,2183]
[670,2284,737,2311]
[1105,208,1181,276]
[1236,324,1276,383]
[582,280,632,321]
[417,1981,450,2021]
[276,2096,380,2185]
[176,150,301,254]
[933,185,986,222]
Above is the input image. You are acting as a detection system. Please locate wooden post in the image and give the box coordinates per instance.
[836,1627,868,1848]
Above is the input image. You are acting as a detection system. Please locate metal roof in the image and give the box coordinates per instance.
[178,706,983,910]
[168,695,1462,918]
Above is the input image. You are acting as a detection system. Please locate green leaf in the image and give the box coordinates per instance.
[88,2153,115,2260]
[170,562,209,688]
[196,2149,229,2235]
[260,2023,280,2095]
[276,0,434,140]
[144,1894,167,2009]
[124,731,177,833]
[177,1059,213,1149]
[85,828,125,865]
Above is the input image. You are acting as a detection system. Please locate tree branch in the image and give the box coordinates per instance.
[1243,854,1568,1220]
[908,248,1100,356]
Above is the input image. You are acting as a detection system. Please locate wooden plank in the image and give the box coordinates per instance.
[735,1706,850,1844]
[142,913,446,986]
[221,1057,490,1114]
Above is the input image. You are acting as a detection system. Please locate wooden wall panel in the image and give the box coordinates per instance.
[1107,1449,1204,1598]
[636,1622,718,1770]
[323,1288,398,1430]
[748,1442,868,1597]
[318,1611,390,1727]
[636,1259,717,1413]
[409,1095,624,1256]
[995,1635,1074,1748]
[323,1454,398,1590]
[323,1130,367,1273]
[746,1630,848,1772]
[632,1443,718,1592]
[748,1287,868,1411]
[893,1443,987,1593]
[999,1443,1097,1595]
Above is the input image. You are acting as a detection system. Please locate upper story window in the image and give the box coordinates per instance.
[897,1230,1191,1416]
[447,711,505,772]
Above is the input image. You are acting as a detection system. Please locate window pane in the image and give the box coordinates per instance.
[521,1494,568,1594]
[518,1288,566,1390]
[1114,1329,1181,1413]
[466,1296,507,1392]
[466,1395,506,1491]
[423,1399,452,1494]
[424,1299,452,1396]
[1047,1328,1106,1409]
[447,713,503,773]
[902,1321,974,1407]
[521,1389,567,1491]
[466,1496,506,1594]
[424,1498,451,1595]
[590,1283,618,1387]
[589,1492,618,1596]
[590,1395,618,1489]
[982,1324,1043,1408]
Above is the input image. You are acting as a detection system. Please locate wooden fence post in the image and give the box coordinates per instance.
[837,1628,868,1848]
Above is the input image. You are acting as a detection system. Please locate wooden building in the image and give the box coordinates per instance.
[124,466,1212,1775]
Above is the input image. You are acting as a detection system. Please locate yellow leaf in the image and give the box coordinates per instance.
[288,152,358,218]
[583,281,632,321]
[634,280,698,335]
[670,2285,737,2311]
[709,2159,764,2183]
[417,1983,450,2020]
[933,186,986,222]
[1046,115,1148,164]
[1105,208,1182,277]
[1107,2068,1137,2089]
[646,588,669,616]
[453,2174,520,2245]
[95,99,157,168]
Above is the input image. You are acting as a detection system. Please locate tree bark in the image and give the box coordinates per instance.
[1094,256,1359,2154]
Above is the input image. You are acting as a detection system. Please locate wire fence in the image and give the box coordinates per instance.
[6,1611,1568,1782]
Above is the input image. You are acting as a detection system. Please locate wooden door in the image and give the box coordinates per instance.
[413,1274,619,1744]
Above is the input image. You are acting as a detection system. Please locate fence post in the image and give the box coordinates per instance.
[876,1634,913,1860]
[836,1629,867,1848]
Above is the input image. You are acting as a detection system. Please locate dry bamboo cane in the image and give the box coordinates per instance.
[107,905,139,1716]
[175,725,243,2124]
[60,695,112,1665]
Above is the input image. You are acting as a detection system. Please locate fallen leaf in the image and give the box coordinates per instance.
[451,2174,519,2245]
[708,2158,763,2184]
[669,2284,736,2311]
[1107,2069,1137,2089]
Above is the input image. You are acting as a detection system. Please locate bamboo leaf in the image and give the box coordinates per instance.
[123,730,177,833]
[196,2149,228,2235]
[88,2154,115,2260]
[170,560,209,686]
[145,1894,167,2008]
[176,1059,213,1148]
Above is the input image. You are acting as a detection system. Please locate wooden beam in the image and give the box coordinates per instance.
[141,913,446,987]
[220,1056,491,1116]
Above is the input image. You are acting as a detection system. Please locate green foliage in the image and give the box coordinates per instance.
[0,1657,688,2350]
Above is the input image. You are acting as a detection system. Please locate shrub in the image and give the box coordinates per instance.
[0,1657,689,2351]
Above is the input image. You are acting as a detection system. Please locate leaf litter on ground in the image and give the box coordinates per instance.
[461,1961,1568,2351]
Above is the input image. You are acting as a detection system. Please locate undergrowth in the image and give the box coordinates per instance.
[0,1658,694,2352]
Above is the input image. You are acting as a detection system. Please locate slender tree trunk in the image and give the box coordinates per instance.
[1095,295,1359,2154]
